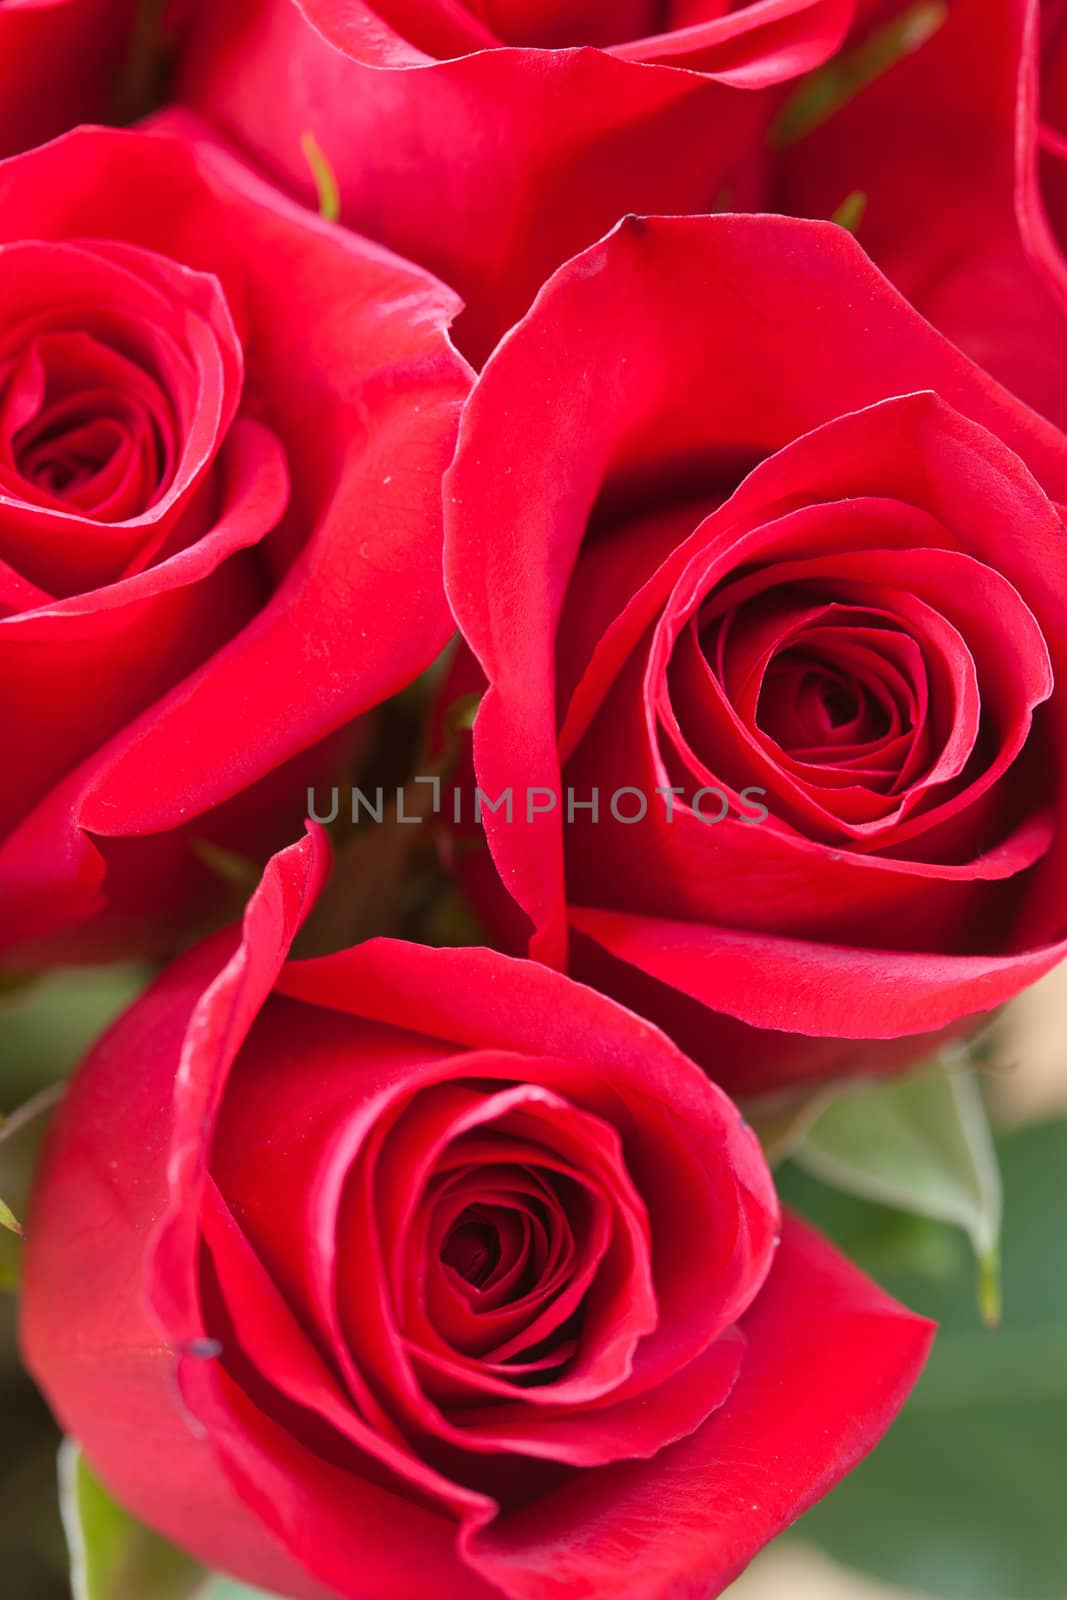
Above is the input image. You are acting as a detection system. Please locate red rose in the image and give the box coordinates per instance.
[778,0,1067,429]
[444,213,1067,1096]
[0,124,468,963]
[176,0,850,360]
[0,0,136,158]
[21,830,931,1600]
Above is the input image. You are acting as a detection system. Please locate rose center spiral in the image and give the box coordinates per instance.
[1,329,176,521]
[441,1211,502,1287]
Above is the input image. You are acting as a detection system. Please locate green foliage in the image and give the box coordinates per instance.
[0,967,150,1291]
[0,1092,61,1290]
[795,1055,1003,1323]
[60,1444,285,1600]
[743,1082,835,1166]
[60,1444,204,1600]
[0,966,150,1110]
[0,1194,22,1237]
[782,1116,1067,1599]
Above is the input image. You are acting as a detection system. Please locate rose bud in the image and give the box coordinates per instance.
[21,830,931,1600]
[174,0,852,360]
[444,212,1067,1095]
[0,125,468,964]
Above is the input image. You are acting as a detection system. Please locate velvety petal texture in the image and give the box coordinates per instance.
[175,0,848,359]
[444,213,1067,1093]
[0,124,469,962]
[21,832,931,1600]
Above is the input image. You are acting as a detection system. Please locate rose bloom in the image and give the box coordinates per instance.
[0,0,136,158]
[444,212,1067,1097]
[176,0,851,361]
[778,0,1067,430]
[21,829,931,1600]
[0,124,468,963]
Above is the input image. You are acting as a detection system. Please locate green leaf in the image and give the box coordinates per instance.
[59,1442,205,1600]
[0,967,149,1290]
[741,1083,836,1166]
[300,131,340,223]
[795,1053,1002,1323]
[0,965,150,1108]
[789,1116,1067,1599]
[0,1085,62,1291]
[60,1441,289,1600]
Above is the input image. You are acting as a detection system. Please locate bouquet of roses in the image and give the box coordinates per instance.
[1,3,1065,1598]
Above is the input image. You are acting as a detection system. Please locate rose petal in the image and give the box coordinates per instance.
[461,1215,932,1600]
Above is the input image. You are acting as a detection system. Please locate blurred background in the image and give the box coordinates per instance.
[728,963,1067,1600]
[2,962,1065,1600]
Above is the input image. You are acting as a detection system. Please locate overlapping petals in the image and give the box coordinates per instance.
[778,0,1067,428]
[21,833,932,1600]
[176,0,841,359]
[0,124,468,962]
[297,0,853,76]
[0,236,245,595]
[445,213,1067,1091]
